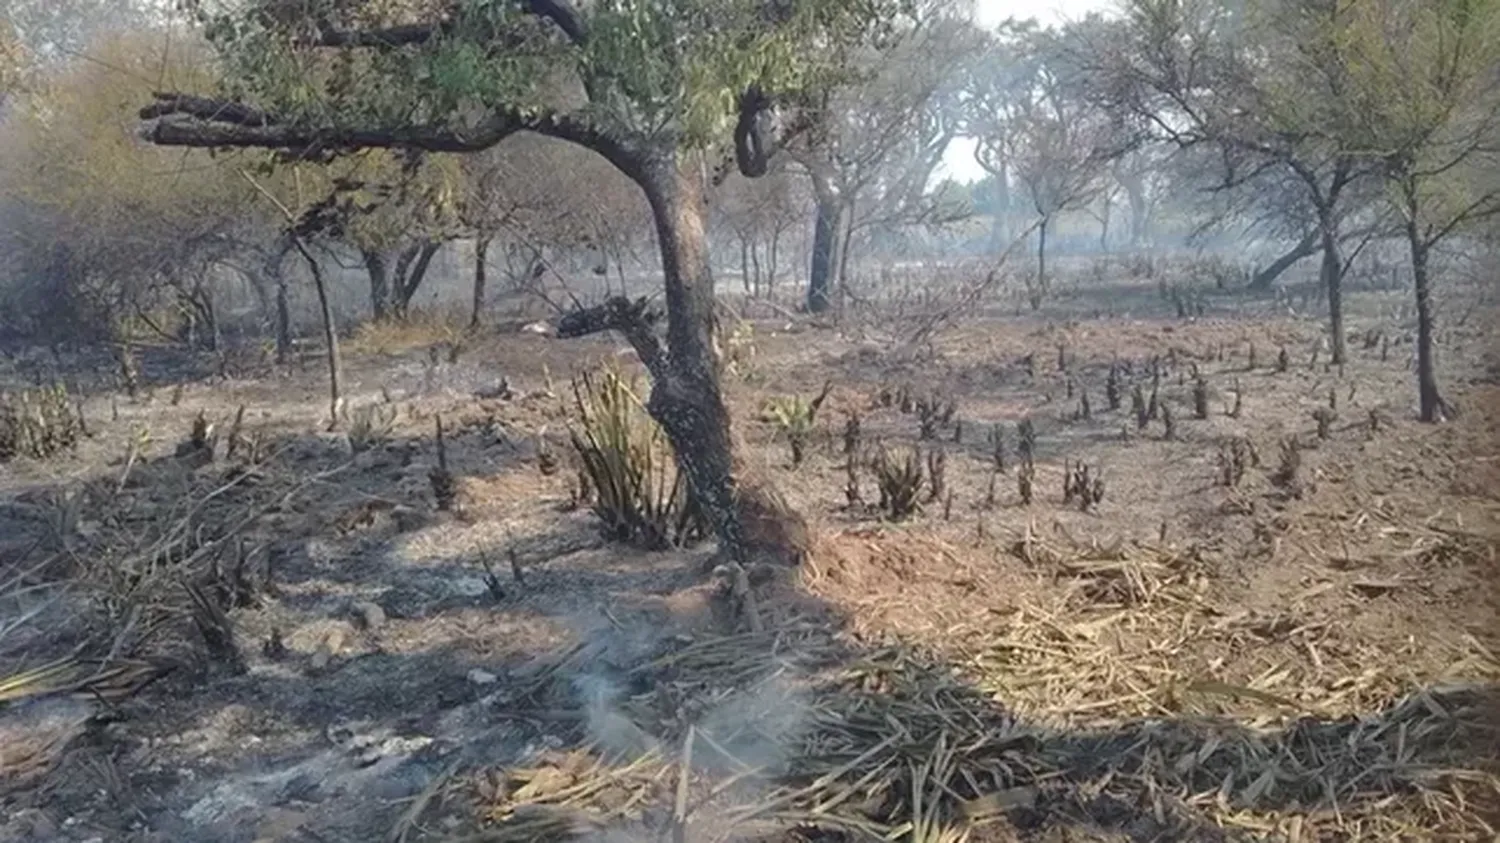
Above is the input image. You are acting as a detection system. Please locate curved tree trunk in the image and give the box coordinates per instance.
[1249,231,1318,290]
[558,152,805,564]
[295,236,342,427]
[636,155,747,558]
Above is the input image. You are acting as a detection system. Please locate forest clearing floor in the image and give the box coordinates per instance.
[1,278,1497,843]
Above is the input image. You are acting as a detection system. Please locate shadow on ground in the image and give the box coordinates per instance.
[2,324,1497,842]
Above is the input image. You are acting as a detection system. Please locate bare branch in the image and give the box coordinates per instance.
[139,93,277,126]
[555,296,667,379]
[140,93,640,172]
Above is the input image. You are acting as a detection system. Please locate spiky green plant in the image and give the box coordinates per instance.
[569,365,708,549]
[765,381,831,467]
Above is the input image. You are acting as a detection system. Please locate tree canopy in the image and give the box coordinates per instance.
[147,0,909,179]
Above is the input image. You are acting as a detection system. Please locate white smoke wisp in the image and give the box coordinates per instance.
[574,669,660,761]
[557,612,816,842]
[691,675,810,780]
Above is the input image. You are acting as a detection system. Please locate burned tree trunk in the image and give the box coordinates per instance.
[806,191,844,314]
[637,159,747,558]
[471,235,491,328]
[364,248,393,321]
[559,153,791,563]
[1405,216,1447,422]
[1317,215,1346,365]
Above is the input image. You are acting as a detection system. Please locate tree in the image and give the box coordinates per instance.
[143,0,902,560]
[0,30,273,359]
[458,135,651,324]
[1093,0,1378,363]
[962,20,1043,254]
[341,153,464,321]
[713,163,806,297]
[788,0,981,312]
[970,22,1118,306]
[1338,0,1500,420]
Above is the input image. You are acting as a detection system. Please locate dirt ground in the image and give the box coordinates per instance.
[1,270,1497,843]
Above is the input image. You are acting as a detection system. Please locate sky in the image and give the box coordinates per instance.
[937,0,1117,184]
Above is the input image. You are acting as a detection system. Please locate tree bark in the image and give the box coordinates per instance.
[836,198,857,316]
[196,284,221,353]
[394,240,441,316]
[1032,215,1049,311]
[1098,192,1111,254]
[364,248,392,321]
[1249,230,1318,290]
[767,227,781,295]
[806,194,844,314]
[1294,158,1353,366]
[1405,217,1445,421]
[989,163,1011,251]
[1317,214,1346,365]
[1121,170,1149,248]
[740,237,752,294]
[276,278,292,364]
[471,235,490,329]
[750,239,762,294]
[635,155,748,558]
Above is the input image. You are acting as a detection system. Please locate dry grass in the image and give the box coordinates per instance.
[464,619,1498,842]
[450,506,1499,842]
[0,435,347,711]
[346,304,475,357]
[2,272,1497,842]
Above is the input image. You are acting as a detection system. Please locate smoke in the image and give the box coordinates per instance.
[567,665,811,841]
[574,670,660,761]
[691,677,808,778]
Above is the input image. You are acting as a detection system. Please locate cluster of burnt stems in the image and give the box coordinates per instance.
[825,335,1371,521]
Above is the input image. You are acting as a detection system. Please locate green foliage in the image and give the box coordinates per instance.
[764,381,831,466]
[0,384,84,462]
[190,0,910,159]
[569,364,709,549]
